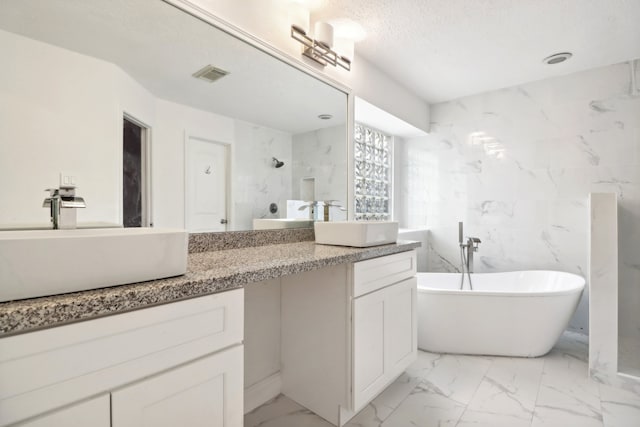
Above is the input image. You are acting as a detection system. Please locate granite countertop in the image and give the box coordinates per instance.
[0,240,420,336]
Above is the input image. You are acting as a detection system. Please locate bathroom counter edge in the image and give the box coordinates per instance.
[0,240,420,336]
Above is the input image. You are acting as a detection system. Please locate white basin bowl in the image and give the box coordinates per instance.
[0,228,188,302]
[314,221,399,247]
[253,218,313,230]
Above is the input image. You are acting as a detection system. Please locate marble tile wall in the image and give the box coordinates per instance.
[292,125,348,220]
[233,121,293,230]
[397,62,640,340]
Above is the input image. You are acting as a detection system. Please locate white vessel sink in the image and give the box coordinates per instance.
[0,228,188,302]
[314,221,399,247]
[253,218,313,230]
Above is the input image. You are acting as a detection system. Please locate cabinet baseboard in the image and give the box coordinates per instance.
[244,372,282,414]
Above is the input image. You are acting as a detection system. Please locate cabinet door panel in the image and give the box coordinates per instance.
[385,277,417,376]
[14,395,109,427]
[112,345,243,427]
[352,290,386,410]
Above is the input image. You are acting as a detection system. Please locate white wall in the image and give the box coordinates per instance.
[244,279,281,389]
[152,99,235,229]
[396,61,640,334]
[181,0,430,132]
[0,29,155,227]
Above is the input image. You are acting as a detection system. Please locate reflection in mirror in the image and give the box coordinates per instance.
[0,0,348,232]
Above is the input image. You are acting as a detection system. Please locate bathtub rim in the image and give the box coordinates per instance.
[416,270,585,297]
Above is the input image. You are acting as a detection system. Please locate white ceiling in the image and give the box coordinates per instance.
[314,0,640,103]
[0,0,346,134]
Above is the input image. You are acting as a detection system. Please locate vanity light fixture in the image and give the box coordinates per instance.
[289,4,352,71]
[291,24,352,70]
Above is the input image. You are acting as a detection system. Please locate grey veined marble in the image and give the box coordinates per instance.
[394,61,640,339]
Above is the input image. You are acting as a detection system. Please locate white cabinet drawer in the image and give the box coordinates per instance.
[0,289,243,426]
[353,250,416,297]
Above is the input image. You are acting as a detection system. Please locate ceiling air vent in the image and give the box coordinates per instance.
[192,65,229,83]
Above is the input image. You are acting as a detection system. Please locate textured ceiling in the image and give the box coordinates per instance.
[313,0,640,103]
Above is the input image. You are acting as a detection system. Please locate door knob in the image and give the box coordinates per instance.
[220,219,228,224]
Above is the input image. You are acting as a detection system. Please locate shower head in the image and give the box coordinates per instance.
[272,157,285,168]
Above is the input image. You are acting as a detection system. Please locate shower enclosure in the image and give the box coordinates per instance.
[589,193,640,388]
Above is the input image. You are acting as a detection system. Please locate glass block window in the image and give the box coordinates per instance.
[354,123,392,220]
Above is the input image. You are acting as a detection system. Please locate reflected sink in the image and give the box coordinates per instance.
[0,228,188,302]
[253,218,314,230]
[314,221,399,247]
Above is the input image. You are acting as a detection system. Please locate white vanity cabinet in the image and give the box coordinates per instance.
[0,289,244,427]
[281,250,417,426]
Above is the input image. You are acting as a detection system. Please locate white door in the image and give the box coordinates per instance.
[111,345,243,427]
[186,137,228,232]
[15,395,110,427]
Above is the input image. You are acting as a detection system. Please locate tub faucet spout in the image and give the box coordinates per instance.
[464,237,481,273]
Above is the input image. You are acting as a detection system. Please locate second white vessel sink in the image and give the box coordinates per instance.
[314,221,399,247]
[0,228,188,302]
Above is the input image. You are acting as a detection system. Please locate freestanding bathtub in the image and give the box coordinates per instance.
[417,271,585,357]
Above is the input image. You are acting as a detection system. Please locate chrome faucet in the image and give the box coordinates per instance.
[462,236,482,273]
[321,200,345,222]
[298,201,318,220]
[43,186,86,229]
[458,222,481,290]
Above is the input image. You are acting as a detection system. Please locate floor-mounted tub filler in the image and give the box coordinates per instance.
[417,270,585,357]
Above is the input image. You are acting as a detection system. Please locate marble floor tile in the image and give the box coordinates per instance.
[379,381,467,427]
[421,353,492,405]
[345,372,422,426]
[457,408,533,427]
[342,404,384,427]
[466,356,544,422]
[552,330,589,362]
[244,394,334,427]
[246,332,640,427]
[599,383,640,427]
[531,404,604,427]
[404,350,445,381]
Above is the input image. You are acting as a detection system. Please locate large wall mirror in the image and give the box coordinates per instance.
[0,0,348,232]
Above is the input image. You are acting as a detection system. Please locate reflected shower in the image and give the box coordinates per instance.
[272,157,285,168]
